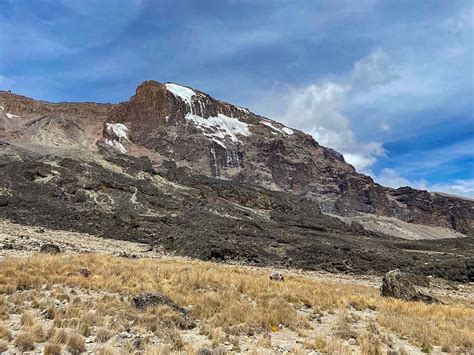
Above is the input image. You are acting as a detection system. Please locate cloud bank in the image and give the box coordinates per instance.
[257,48,393,174]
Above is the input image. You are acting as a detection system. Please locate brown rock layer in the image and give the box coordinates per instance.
[0,82,473,236]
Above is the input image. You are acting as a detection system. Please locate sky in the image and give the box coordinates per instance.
[0,0,473,197]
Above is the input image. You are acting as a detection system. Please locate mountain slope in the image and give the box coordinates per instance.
[0,82,473,239]
[102,81,473,235]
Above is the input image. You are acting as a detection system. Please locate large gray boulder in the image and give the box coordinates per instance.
[380,269,437,303]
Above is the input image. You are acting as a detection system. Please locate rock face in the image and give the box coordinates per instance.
[0,83,473,282]
[1,84,472,236]
[0,145,472,282]
[380,270,437,303]
[103,81,474,236]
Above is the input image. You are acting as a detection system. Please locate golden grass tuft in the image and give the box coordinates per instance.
[28,323,46,342]
[358,332,382,355]
[20,311,36,327]
[95,346,116,355]
[44,342,63,355]
[14,331,35,351]
[49,327,69,344]
[0,340,7,353]
[66,331,85,354]
[96,327,113,343]
[0,323,11,341]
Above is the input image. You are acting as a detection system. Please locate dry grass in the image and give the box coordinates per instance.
[0,253,472,352]
[14,331,35,351]
[20,310,36,327]
[0,323,11,341]
[358,332,383,355]
[0,340,8,353]
[96,327,113,342]
[66,331,85,354]
[44,342,63,355]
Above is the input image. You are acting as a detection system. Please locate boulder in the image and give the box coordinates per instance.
[380,269,437,303]
[78,268,92,277]
[196,348,212,355]
[39,243,61,254]
[269,272,284,281]
[132,292,195,328]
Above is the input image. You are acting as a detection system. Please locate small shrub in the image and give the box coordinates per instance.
[96,327,113,342]
[0,324,12,341]
[0,340,8,353]
[66,331,85,354]
[44,342,62,355]
[20,311,35,327]
[29,323,46,342]
[14,331,35,351]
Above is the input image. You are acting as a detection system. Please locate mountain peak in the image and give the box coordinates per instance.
[1,82,472,237]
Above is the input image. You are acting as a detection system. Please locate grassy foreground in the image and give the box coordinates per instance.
[0,253,472,354]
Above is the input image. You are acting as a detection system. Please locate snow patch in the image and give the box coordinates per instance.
[261,121,294,136]
[165,83,196,111]
[186,113,251,148]
[5,113,19,119]
[105,139,127,154]
[0,106,4,111]
[105,123,129,154]
[106,123,129,140]
[282,127,294,135]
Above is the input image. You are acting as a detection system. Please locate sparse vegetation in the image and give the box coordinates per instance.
[0,253,471,353]
[66,331,85,354]
[96,327,113,342]
[0,324,11,341]
[14,331,35,351]
[44,342,62,355]
[0,340,8,353]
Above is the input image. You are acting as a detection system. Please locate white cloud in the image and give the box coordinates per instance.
[350,48,398,90]
[374,168,474,198]
[430,179,474,198]
[379,122,391,132]
[254,48,393,173]
[374,168,426,189]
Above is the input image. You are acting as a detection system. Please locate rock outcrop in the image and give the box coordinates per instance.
[1,83,472,236]
[103,81,473,235]
[381,270,438,303]
[0,145,472,282]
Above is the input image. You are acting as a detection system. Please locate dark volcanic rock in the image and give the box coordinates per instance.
[1,84,473,235]
[0,83,473,283]
[100,81,474,236]
[269,272,284,282]
[132,292,184,312]
[39,243,61,254]
[0,147,472,282]
[381,269,438,303]
[132,292,195,328]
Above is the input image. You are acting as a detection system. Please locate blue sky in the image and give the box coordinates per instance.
[0,0,473,196]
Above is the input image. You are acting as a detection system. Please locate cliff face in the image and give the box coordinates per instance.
[0,81,473,236]
[103,81,474,235]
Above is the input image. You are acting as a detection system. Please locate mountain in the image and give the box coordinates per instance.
[0,82,472,281]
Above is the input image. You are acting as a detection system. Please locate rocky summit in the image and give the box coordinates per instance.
[0,82,473,281]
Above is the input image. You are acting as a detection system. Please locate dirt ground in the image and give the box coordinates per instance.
[0,219,472,354]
